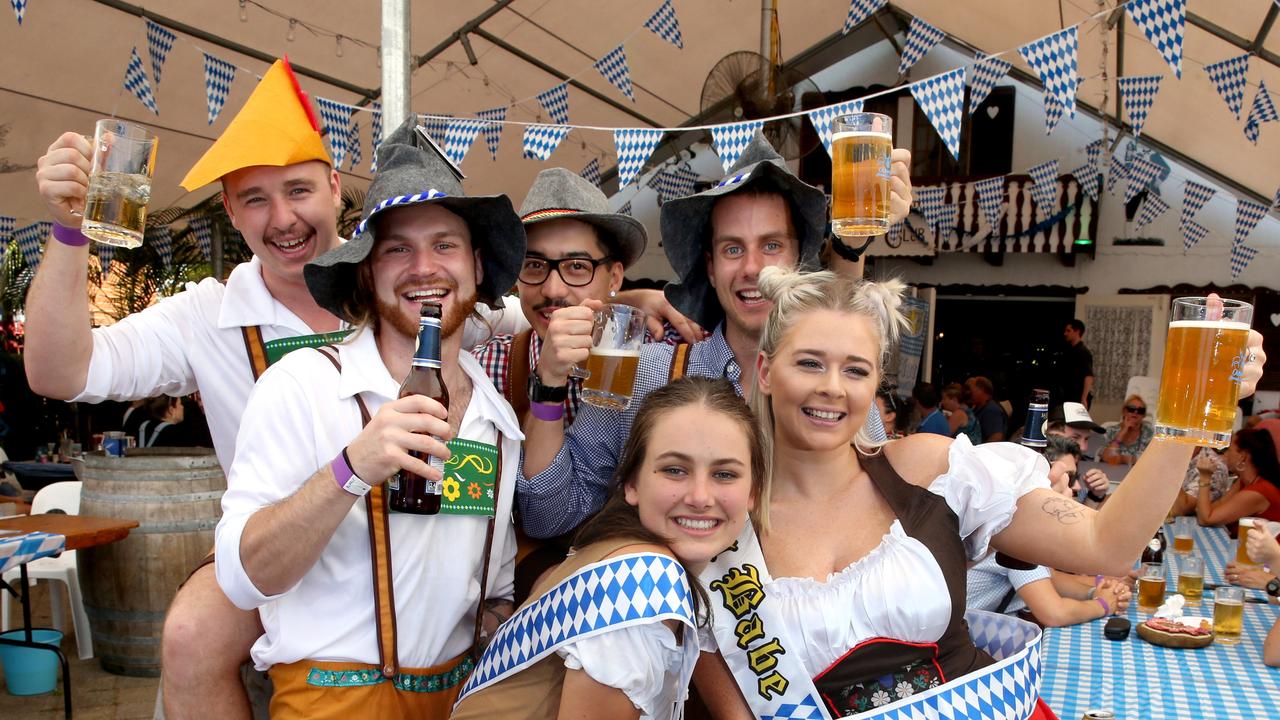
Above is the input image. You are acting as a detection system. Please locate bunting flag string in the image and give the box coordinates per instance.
[477,107,506,162]
[146,20,177,89]
[1125,156,1164,204]
[1085,138,1105,175]
[1243,80,1277,144]
[914,185,949,231]
[973,175,1007,229]
[123,46,159,115]
[347,120,362,170]
[1020,26,1078,133]
[886,220,905,246]
[1027,160,1060,221]
[523,124,572,161]
[11,0,26,25]
[580,158,602,188]
[618,200,633,216]
[806,99,863,157]
[1134,194,1169,232]
[644,0,684,49]
[537,83,571,126]
[1229,242,1258,279]
[370,102,383,172]
[1125,0,1186,79]
[0,216,13,246]
[443,119,486,167]
[14,222,50,272]
[898,17,946,75]
[649,164,699,204]
[421,114,452,146]
[189,216,213,262]
[1233,197,1269,248]
[202,52,236,125]
[1071,162,1101,201]
[710,120,765,172]
[843,0,886,35]
[909,68,965,160]
[315,98,352,170]
[1180,219,1208,252]
[1180,180,1215,227]
[594,45,635,102]
[967,56,1013,115]
[1118,75,1162,137]
[149,225,173,269]
[96,242,115,280]
[1204,53,1250,120]
[614,128,664,187]
[1106,155,1128,196]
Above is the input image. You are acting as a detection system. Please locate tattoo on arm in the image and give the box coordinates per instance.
[1041,497,1084,525]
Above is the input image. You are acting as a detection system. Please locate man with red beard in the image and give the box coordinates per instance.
[214,116,524,717]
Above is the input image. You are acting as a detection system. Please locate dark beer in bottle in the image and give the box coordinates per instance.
[389,302,448,515]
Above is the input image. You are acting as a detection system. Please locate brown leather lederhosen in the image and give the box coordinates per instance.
[811,449,991,717]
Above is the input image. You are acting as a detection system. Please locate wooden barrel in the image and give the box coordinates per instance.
[74,448,224,677]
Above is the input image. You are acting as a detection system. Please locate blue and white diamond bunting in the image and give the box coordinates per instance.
[11,0,26,24]
[189,216,213,262]
[618,200,632,216]
[710,120,765,172]
[1234,198,1268,248]
[806,99,863,157]
[1118,75,1162,137]
[1020,27,1078,133]
[1106,155,1128,197]
[1180,220,1208,252]
[1181,180,1215,227]
[1027,160,1060,221]
[1134,194,1168,233]
[909,68,965,160]
[421,113,451,146]
[0,216,13,245]
[898,17,946,75]
[523,124,571,161]
[968,55,1013,115]
[1085,138,1105,175]
[148,225,172,268]
[145,20,177,89]
[123,46,159,115]
[202,52,236,125]
[13,222,49,271]
[443,119,486,167]
[1244,80,1277,144]
[614,128,664,187]
[914,185,949,231]
[887,220,905,246]
[1125,156,1163,204]
[843,0,886,35]
[594,45,634,102]
[1071,163,1101,201]
[649,164,699,205]
[537,83,570,126]
[644,0,684,49]
[973,175,1007,230]
[580,158,601,188]
[370,102,383,172]
[96,242,115,280]
[347,121,361,171]
[477,107,506,162]
[1273,187,1280,213]
[1126,0,1185,78]
[1229,242,1258,280]
[315,97,352,170]
[1204,53,1250,120]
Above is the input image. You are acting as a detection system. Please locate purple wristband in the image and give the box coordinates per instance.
[529,401,565,422]
[52,221,90,247]
[1095,597,1111,616]
[331,448,355,490]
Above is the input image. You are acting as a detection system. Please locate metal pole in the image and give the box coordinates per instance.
[381,0,412,138]
[761,0,774,96]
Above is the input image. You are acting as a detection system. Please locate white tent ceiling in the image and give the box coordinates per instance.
[1,1,1277,228]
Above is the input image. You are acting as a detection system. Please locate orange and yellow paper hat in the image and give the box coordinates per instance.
[180,58,331,191]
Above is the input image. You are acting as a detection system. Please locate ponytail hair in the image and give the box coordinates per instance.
[749,266,909,533]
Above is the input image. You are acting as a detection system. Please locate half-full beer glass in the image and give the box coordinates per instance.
[1137,562,1166,611]
[82,119,158,248]
[1212,586,1244,643]
[831,112,893,237]
[571,304,646,411]
[1154,297,1253,447]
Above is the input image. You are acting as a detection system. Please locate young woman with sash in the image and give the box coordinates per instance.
[693,268,1265,720]
[453,376,761,719]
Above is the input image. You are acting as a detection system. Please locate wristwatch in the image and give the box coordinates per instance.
[1266,577,1280,599]
[528,373,569,404]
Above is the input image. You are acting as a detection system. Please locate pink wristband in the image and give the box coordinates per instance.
[1095,597,1111,616]
[529,401,565,422]
[52,221,90,247]
[331,448,355,490]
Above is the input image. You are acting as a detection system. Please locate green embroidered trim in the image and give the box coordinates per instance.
[263,329,354,367]
[305,655,475,693]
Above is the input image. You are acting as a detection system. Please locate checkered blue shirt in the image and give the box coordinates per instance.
[966,552,1052,616]
[517,324,887,538]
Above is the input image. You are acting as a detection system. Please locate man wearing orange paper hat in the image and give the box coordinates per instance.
[27,58,348,719]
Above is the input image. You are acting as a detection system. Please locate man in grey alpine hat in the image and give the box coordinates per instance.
[213,116,525,715]
[519,131,913,538]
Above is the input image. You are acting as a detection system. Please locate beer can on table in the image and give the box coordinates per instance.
[1082,711,1116,720]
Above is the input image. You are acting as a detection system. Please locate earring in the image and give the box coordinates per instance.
[609,290,617,297]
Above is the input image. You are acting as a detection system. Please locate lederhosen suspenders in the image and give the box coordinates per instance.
[668,343,692,382]
[242,326,271,380]
[501,329,534,422]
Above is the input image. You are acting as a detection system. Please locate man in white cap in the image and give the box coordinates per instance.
[1046,401,1109,506]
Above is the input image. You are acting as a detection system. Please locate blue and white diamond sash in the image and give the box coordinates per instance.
[700,523,1044,720]
[455,551,695,702]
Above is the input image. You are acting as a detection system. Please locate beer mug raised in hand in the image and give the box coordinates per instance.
[571,304,646,411]
[831,113,893,238]
[82,119,158,249]
[1154,297,1253,447]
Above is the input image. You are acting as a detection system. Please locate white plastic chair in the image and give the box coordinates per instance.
[1,480,93,660]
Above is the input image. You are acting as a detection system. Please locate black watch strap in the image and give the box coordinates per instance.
[829,235,876,262]
[1267,578,1280,597]
[527,373,569,403]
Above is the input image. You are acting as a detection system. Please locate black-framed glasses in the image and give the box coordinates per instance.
[1124,405,1147,415]
[518,255,613,287]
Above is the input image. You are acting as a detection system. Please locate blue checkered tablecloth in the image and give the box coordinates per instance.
[0,530,66,574]
[1041,523,1280,719]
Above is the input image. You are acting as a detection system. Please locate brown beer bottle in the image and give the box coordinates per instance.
[389,302,449,515]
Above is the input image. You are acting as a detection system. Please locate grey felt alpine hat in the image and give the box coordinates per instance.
[305,115,526,320]
[659,131,826,329]
[519,168,647,267]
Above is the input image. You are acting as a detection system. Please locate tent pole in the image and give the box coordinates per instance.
[381,0,411,136]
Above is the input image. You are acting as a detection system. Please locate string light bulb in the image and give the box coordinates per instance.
[287,18,297,42]
[335,34,344,57]
[239,0,248,22]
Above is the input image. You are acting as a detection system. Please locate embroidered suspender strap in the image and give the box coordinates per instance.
[505,330,533,423]
[457,552,695,703]
[241,325,271,381]
[470,431,503,660]
[668,343,692,382]
[314,346,401,679]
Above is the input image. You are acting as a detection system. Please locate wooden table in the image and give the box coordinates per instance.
[0,514,138,719]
